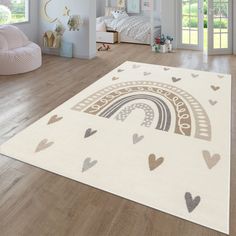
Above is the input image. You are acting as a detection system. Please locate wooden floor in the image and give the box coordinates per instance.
[0,44,235,236]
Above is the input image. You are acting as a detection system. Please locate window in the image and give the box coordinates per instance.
[0,0,29,25]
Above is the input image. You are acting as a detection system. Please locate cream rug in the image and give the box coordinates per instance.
[0,61,231,234]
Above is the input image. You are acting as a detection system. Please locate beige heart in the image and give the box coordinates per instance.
[202,150,221,169]
[211,85,220,91]
[48,115,63,125]
[149,154,164,171]
[112,77,119,81]
[35,139,54,153]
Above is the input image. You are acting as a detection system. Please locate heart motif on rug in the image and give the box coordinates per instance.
[118,69,124,73]
[148,154,164,171]
[185,192,201,213]
[133,134,144,144]
[84,128,97,138]
[48,115,63,125]
[144,72,151,76]
[112,77,119,81]
[133,64,140,69]
[211,85,220,91]
[164,67,170,71]
[191,73,199,78]
[82,158,98,172]
[218,75,224,79]
[35,139,54,153]
[172,77,181,83]
[209,100,218,106]
[202,150,221,169]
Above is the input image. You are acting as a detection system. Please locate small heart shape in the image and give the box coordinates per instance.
[209,100,218,106]
[48,115,63,125]
[84,128,97,138]
[35,139,54,153]
[211,85,220,91]
[82,158,98,172]
[191,73,199,78]
[202,150,221,169]
[172,77,181,83]
[144,72,151,76]
[164,67,170,71]
[185,192,201,213]
[133,134,144,144]
[148,154,164,171]
[118,69,124,73]
[218,75,224,79]
[133,64,140,69]
[112,77,119,81]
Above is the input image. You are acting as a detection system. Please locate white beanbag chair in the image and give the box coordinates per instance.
[0,25,42,75]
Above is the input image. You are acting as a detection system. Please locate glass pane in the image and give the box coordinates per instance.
[214,34,221,49]
[221,18,228,30]
[221,34,228,48]
[182,2,190,15]
[190,31,198,45]
[182,16,190,28]
[190,1,198,16]
[220,2,228,17]
[190,17,198,30]
[182,30,190,44]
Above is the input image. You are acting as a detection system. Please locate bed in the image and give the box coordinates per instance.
[96,11,161,45]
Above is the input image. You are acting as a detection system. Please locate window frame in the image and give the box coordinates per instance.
[0,0,30,25]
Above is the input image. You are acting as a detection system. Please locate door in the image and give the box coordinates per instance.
[177,0,204,50]
[208,0,233,54]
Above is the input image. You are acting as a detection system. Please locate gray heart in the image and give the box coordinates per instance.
[172,77,181,82]
[133,134,144,144]
[118,69,124,73]
[82,158,98,172]
[164,67,170,71]
[209,100,218,106]
[191,73,199,78]
[84,128,97,138]
[144,72,151,76]
[133,64,140,69]
[218,75,224,79]
[185,192,201,213]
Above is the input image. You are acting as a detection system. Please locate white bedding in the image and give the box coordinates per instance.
[96,15,161,44]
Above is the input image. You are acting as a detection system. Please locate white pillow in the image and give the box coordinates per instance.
[112,10,129,19]
[96,22,107,32]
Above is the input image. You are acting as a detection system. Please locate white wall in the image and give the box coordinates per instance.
[16,0,39,43]
[161,0,177,48]
[39,0,96,59]
[234,1,236,54]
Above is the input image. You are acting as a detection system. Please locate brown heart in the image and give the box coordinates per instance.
[112,77,119,81]
[209,100,218,106]
[35,139,54,153]
[48,115,63,125]
[202,150,221,169]
[211,85,220,91]
[149,154,164,171]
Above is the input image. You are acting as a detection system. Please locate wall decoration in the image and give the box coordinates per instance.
[63,6,70,16]
[141,0,152,11]
[41,0,58,23]
[127,0,140,14]
[67,15,83,31]
[117,0,126,8]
